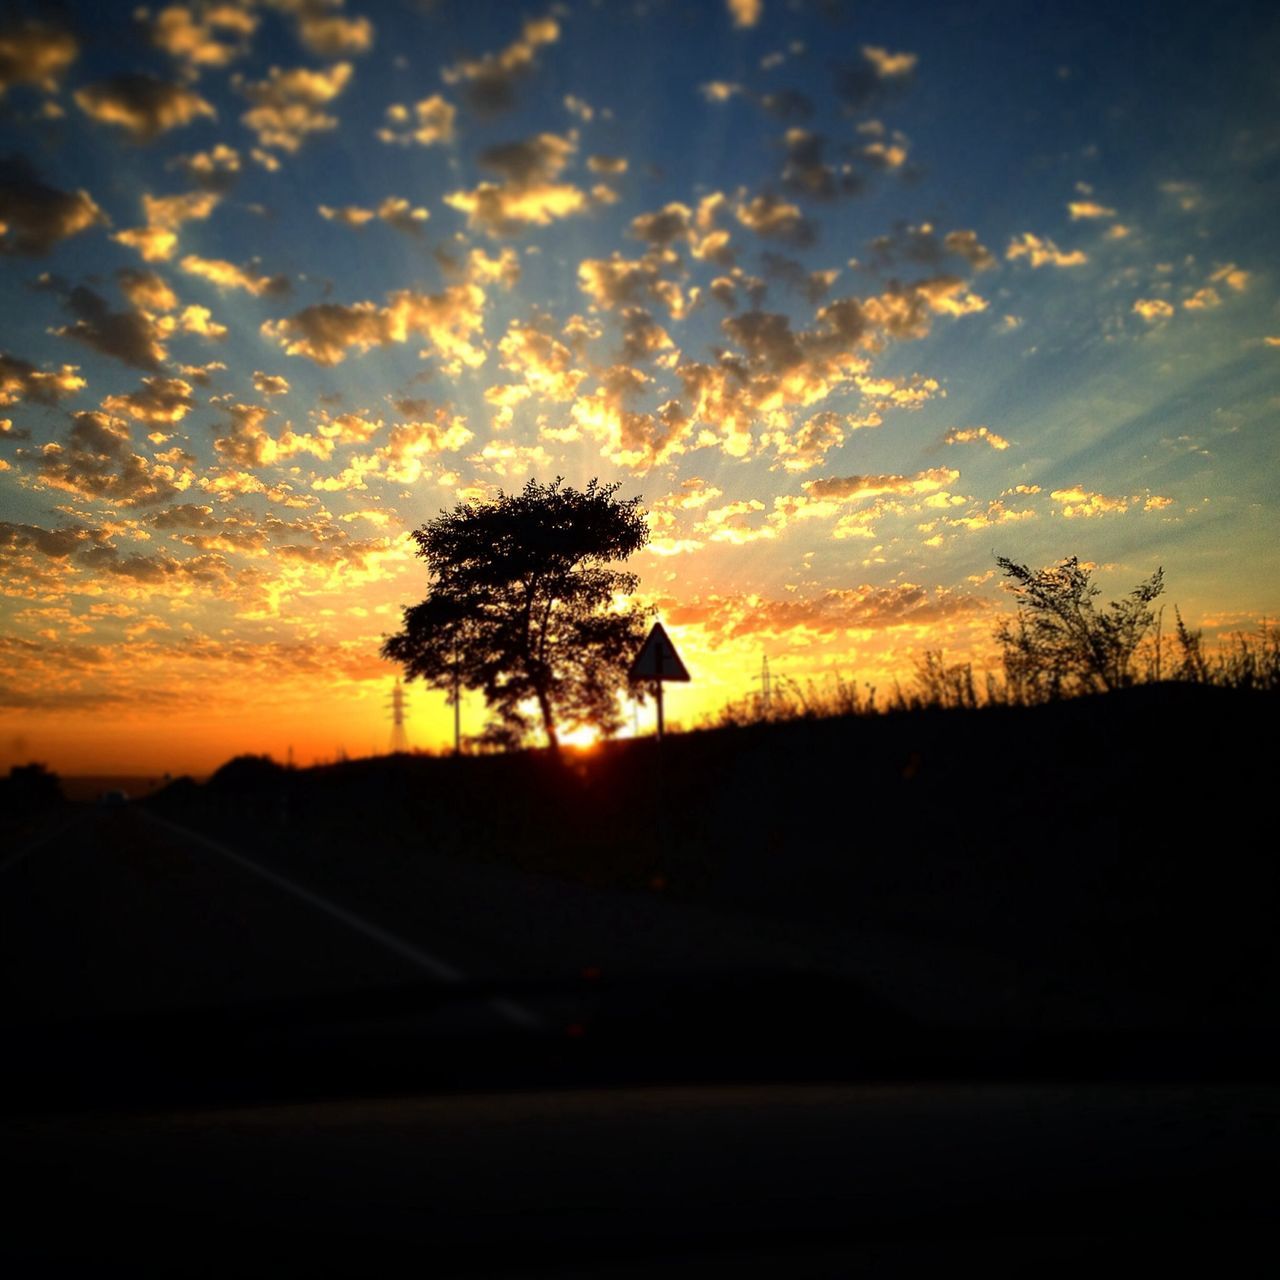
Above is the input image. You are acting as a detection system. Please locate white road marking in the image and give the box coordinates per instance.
[139,810,542,1030]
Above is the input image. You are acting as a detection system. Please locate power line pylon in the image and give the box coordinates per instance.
[387,677,409,754]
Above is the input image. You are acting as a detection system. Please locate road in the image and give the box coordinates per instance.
[4,805,1276,1274]
[0,803,824,1025]
[1,802,1048,1030]
[0,806,479,1022]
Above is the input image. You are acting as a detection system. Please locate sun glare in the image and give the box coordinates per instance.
[558,725,602,751]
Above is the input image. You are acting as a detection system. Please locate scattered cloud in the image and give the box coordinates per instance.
[870,222,995,272]
[101,375,195,423]
[666,582,982,647]
[180,253,291,297]
[1183,286,1221,312]
[376,94,456,145]
[1049,486,1129,517]
[1133,297,1174,322]
[0,352,86,406]
[0,20,78,96]
[1006,232,1087,268]
[147,3,257,73]
[36,411,192,506]
[861,46,919,78]
[52,281,225,370]
[319,195,429,234]
[238,62,353,152]
[0,156,107,255]
[734,192,815,246]
[113,189,221,262]
[261,284,488,372]
[168,143,242,192]
[444,132,592,236]
[833,45,918,112]
[284,1,374,57]
[943,425,1009,450]
[804,468,959,503]
[587,154,628,175]
[1209,262,1250,292]
[1067,200,1115,220]
[578,249,689,318]
[1159,180,1201,211]
[74,73,215,142]
[441,13,559,115]
[700,81,743,104]
[53,286,171,371]
[252,371,290,397]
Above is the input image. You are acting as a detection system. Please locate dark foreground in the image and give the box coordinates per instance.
[1,686,1276,1274]
[150,682,1279,1031]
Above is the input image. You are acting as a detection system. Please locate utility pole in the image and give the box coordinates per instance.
[754,653,772,717]
[387,678,409,754]
[451,637,461,756]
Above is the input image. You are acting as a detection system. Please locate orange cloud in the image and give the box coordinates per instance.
[148,4,257,72]
[74,73,215,142]
[0,20,78,96]
[943,425,1009,450]
[319,195,429,234]
[377,94,456,145]
[180,253,290,296]
[238,62,353,152]
[0,157,107,256]
[114,189,221,262]
[0,352,86,406]
[101,376,195,424]
[441,13,559,115]
[262,284,488,372]
[444,132,592,236]
[1006,232,1087,268]
[1133,298,1174,322]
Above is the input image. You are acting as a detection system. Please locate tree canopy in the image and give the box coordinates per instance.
[382,478,650,751]
[995,554,1164,699]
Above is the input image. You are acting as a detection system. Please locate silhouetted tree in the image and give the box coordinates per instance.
[383,478,650,751]
[995,555,1164,700]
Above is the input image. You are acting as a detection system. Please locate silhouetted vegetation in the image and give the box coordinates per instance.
[209,754,288,791]
[0,763,63,817]
[711,554,1278,727]
[995,555,1165,699]
[383,478,650,751]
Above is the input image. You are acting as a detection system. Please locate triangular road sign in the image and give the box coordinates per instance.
[629,622,690,682]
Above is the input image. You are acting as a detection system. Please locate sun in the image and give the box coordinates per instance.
[558,724,602,750]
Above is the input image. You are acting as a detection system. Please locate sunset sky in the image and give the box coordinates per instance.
[1,0,1277,773]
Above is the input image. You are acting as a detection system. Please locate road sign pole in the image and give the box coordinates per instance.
[628,621,689,745]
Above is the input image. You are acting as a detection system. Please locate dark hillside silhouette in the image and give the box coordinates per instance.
[150,683,1277,1033]
[0,763,63,818]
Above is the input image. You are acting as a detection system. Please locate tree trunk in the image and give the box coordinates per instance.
[534,683,559,754]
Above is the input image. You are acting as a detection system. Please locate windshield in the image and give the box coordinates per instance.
[1,0,1276,1064]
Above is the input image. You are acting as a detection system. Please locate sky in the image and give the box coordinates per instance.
[1,0,1277,773]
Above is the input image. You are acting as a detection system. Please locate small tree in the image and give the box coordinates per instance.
[994,555,1164,700]
[382,477,650,751]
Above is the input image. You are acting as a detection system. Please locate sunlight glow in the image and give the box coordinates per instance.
[0,2,1275,774]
